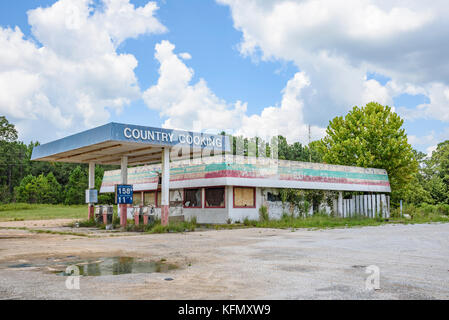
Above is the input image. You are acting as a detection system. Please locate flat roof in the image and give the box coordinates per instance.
[31,123,231,165]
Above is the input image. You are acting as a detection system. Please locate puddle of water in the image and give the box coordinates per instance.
[53,256,178,276]
[3,256,178,276]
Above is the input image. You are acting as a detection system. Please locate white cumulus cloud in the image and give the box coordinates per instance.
[0,0,166,142]
[237,72,326,142]
[216,0,449,150]
[143,40,325,144]
[143,40,248,134]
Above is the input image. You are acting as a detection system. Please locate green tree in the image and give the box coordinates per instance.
[423,140,449,204]
[0,117,29,199]
[95,166,114,204]
[15,175,36,203]
[15,173,58,204]
[45,172,62,204]
[35,174,50,203]
[64,166,88,205]
[0,116,18,142]
[275,136,321,162]
[317,102,417,203]
[402,149,432,205]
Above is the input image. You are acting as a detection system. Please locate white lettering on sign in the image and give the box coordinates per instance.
[124,127,132,138]
[179,135,186,144]
[122,127,223,148]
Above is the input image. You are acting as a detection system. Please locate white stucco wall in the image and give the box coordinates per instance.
[228,187,262,222]
[183,208,228,224]
[126,186,386,224]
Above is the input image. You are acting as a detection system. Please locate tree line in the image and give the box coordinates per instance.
[1,102,449,207]
[0,116,115,204]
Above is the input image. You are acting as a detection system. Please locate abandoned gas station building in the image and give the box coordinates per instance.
[100,155,391,224]
[31,122,391,226]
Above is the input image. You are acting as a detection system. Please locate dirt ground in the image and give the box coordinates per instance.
[0,220,448,300]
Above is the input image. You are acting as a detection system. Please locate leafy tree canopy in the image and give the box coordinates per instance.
[0,116,18,142]
[317,102,418,202]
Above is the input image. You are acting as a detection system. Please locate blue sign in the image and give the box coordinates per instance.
[116,123,226,149]
[115,184,133,204]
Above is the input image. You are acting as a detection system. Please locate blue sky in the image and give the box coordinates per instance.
[1,0,449,155]
[113,0,297,127]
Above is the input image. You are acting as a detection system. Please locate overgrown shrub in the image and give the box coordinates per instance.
[243,217,257,226]
[259,205,269,222]
[189,216,197,225]
[281,212,290,221]
[14,173,62,204]
[149,220,196,234]
[391,203,449,219]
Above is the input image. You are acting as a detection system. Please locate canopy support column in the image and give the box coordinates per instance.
[161,147,170,226]
[88,162,95,220]
[120,156,128,227]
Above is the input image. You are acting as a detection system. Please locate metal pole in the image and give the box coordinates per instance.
[88,162,95,220]
[120,156,128,227]
[161,147,170,226]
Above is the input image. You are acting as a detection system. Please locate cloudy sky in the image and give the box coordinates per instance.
[1,0,449,155]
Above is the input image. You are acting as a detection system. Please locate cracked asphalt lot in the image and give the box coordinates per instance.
[0,221,448,299]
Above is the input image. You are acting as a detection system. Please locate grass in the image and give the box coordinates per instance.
[242,214,386,229]
[0,203,88,222]
[2,202,448,233]
[203,214,387,230]
[391,203,449,222]
[27,228,91,237]
[148,221,197,234]
[69,216,198,234]
[209,209,449,231]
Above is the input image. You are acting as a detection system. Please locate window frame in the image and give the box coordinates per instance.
[204,186,226,209]
[233,186,256,208]
[132,191,143,206]
[183,187,203,208]
[143,190,157,206]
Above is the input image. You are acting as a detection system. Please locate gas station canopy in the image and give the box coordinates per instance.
[31,122,231,165]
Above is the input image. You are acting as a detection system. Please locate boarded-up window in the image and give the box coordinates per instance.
[144,191,156,206]
[205,187,225,208]
[184,188,202,208]
[133,192,142,206]
[234,187,255,208]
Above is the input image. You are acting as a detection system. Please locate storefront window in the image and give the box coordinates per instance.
[184,188,202,208]
[205,187,225,208]
[144,191,156,206]
[234,187,255,208]
[133,192,142,206]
